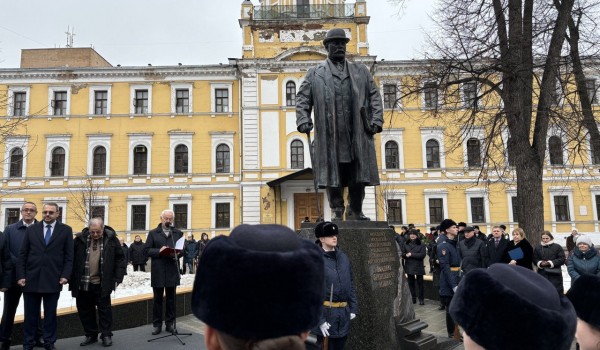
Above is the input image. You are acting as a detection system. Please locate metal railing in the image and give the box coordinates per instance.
[253,4,354,20]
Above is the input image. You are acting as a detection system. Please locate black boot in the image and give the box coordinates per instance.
[331,208,344,221]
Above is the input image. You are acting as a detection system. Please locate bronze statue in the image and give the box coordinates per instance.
[296,28,384,221]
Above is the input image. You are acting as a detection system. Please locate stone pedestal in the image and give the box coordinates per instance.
[299,221,423,350]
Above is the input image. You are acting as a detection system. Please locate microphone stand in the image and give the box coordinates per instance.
[148,224,192,345]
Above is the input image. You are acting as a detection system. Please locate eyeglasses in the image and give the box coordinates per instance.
[89,231,103,235]
[42,211,56,215]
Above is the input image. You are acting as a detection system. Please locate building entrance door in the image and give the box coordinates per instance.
[294,192,323,230]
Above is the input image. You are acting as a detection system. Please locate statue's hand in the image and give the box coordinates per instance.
[298,122,313,134]
[371,124,382,133]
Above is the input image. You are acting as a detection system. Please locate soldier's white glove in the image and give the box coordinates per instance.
[319,322,331,337]
[350,313,356,320]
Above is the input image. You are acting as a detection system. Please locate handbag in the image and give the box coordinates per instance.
[543,267,562,275]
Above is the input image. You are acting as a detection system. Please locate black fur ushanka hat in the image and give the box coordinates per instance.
[191,224,324,340]
[567,274,600,330]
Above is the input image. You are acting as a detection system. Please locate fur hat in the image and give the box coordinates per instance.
[449,264,576,350]
[457,222,467,227]
[314,221,338,238]
[576,235,593,247]
[567,274,600,330]
[191,224,324,340]
[438,219,457,233]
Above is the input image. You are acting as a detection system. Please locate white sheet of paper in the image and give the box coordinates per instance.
[175,236,184,250]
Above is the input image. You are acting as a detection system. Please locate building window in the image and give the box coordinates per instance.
[215,202,230,228]
[13,92,26,116]
[286,82,296,106]
[426,139,440,168]
[5,208,20,226]
[134,89,148,114]
[423,82,438,109]
[215,89,229,113]
[174,144,189,174]
[53,91,68,116]
[429,198,444,224]
[175,89,189,113]
[92,146,106,176]
[470,197,485,223]
[90,206,105,222]
[383,84,397,109]
[173,204,188,229]
[94,90,108,115]
[548,136,563,165]
[586,79,598,104]
[554,195,571,221]
[57,206,64,223]
[50,147,65,176]
[290,140,304,169]
[467,138,482,167]
[131,205,146,230]
[387,199,403,224]
[596,195,600,222]
[385,141,399,169]
[463,82,477,109]
[592,143,600,165]
[216,144,230,173]
[511,196,520,223]
[9,148,23,178]
[133,145,148,175]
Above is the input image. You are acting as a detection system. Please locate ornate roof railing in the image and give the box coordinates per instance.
[253,4,354,20]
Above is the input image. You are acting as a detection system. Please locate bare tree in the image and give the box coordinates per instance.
[68,172,107,227]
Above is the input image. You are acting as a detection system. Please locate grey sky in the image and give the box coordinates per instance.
[0,0,435,68]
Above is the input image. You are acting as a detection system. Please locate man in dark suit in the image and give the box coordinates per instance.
[17,202,74,350]
[485,226,509,267]
[143,209,183,335]
[0,202,43,350]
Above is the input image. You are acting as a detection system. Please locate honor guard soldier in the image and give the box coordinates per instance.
[437,219,461,339]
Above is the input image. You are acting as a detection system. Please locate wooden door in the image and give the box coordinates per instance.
[294,192,323,230]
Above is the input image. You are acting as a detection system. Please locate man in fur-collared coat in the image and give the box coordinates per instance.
[296,28,383,221]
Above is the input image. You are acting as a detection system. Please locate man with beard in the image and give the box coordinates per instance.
[296,28,383,221]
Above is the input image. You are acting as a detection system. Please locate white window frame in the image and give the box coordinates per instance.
[211,193,235,229]
[591,186,600,232]
[130,84,153,115]
[461,81,480,110]
[43,197,68,224]
[282,77,300,107]
[548,186,575,225]
[171,83,193,115]
[87,134,112,176]
[127,195,151,232]
[169,194,192,231]
[421,80,439,110]
[169,132,194,174]
[424,189,448,225]
[381,128,404,170]
[3,136,29,178]
[210,82,233,115]
[585,77,598,105]
[420,128,445,169]
[48,86,72,116]
[286,136,309,169]
[586,126,600,165]
[383,190,407,224]
[0,198,25,227]
[546,126,568,166]
[89,85,112,115]
[462,127,485,168]
[465,188,489,224]
[7,86,30,117]
[210,131,235,174]
[45,134,71,177]
[506,188,518,223]
[128,133,153,176]
[87,196,110,226]
[380,80,401,110]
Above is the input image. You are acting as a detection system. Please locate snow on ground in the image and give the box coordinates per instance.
[0,265,196,317]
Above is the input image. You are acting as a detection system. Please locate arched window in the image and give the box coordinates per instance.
[9,148,23,178]
[174,144,189,174]
[92,146,106,176]
[286,81,296,106]
[290,140,304,169]
[426,139,440,168]
[385,141,399,169]
[133,145,148,175]
[548,136,563,165]
[467,138,482,167]
[216,144,230,173]
[50,147,65,176]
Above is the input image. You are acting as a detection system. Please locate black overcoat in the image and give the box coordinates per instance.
[296,59,384,187]
[70,226,126,298]
[533,242,565,293]
[0,232,13,289]
[16,221,74,293]
[485,236,509,267]
[128,241,147,265]
[143,224,183,288]
[403,239,426,275]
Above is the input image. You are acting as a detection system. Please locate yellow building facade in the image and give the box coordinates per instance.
[0,0,599,240]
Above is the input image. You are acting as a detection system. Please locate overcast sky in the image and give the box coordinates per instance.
[0,0,435,68]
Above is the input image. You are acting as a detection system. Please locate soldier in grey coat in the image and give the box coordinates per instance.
[296,28,384,221]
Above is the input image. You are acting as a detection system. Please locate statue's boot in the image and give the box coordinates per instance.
[345,206,370,221]
[332,207,345,221]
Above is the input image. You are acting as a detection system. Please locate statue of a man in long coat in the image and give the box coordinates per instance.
[296,28,384,221]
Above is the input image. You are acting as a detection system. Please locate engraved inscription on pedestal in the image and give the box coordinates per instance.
[368,231,396,290]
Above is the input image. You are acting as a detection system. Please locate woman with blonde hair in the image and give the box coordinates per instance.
[504,228,534,270]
